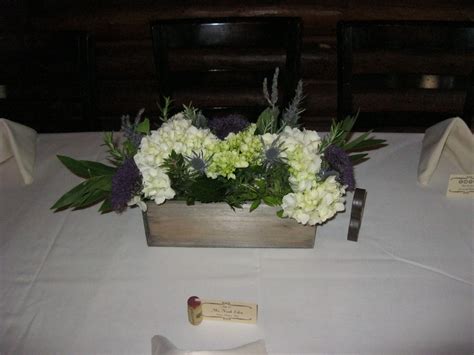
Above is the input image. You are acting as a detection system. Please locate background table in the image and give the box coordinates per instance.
[1,132,472,354]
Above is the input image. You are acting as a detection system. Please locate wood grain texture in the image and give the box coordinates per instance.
[4,1,473,131]
[337,21,473,129]
[144,201,316,248]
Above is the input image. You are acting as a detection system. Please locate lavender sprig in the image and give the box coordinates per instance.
[263,67,279,109]
[121,108,145,148]
[322,144,355,191]
[281,80,305,129]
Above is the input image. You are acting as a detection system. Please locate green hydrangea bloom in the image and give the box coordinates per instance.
[206,124,263,179]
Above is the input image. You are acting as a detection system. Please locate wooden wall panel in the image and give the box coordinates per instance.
[2,0,472,130]
[95,40,155,80]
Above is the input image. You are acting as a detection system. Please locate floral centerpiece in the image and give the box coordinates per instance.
[52,69,384,230]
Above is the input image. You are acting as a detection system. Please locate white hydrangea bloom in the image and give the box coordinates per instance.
[281,176,346,226]
[134,114,218,204]
[280,126,322,193]
[277,127,346,225]
[139,166,175,204]
[261,132,278,146]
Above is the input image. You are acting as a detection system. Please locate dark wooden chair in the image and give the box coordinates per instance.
[337,21,474,131]
[0,31,96,132]
[464,69,474,126]
[151,17,302,122]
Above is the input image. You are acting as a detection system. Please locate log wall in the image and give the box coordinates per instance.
[2,0,473,130]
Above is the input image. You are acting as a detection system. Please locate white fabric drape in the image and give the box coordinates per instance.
[0,118,37,184]
[418,117,474,185]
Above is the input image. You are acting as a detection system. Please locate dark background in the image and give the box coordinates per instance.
[1,0,473,131]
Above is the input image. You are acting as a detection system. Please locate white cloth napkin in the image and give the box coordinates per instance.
[151,335,267,355]
[0,118,37,184]
[417,117,474,185]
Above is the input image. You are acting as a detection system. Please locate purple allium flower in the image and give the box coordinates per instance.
[111,158,141,212]
[208,114,250,139]
[323,145,355,191]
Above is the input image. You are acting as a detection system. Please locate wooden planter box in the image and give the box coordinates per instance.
[143,201,316,248]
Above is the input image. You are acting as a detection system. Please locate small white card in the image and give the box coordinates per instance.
[201,299,258,324]
[447,174,474,198]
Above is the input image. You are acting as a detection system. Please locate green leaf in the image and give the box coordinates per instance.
[99,198,113,214]
[344,134,386,151]
[256,107,278,135]
[51,175,113,211]
[57,155,116,179]
[190,176,227,203]
[342,132,372,151]
[87,175,113,192]
[51,181,92,211]
[349,138,387,151]
[349,153,369,164]
[329,111,360,146]
[72,189,109,210]
[276,209,284,218]
[249,199,261,212]
[136,118,150,134]
[341,115,356,133]
[263,195,281,206]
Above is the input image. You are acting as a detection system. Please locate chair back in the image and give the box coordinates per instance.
[0,31,96,132]
[337,21,474,131]
[151,17,302,121]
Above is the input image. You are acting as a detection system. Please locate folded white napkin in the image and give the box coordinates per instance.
[151,335,267,355]
[417,117,474,185]
[0,118,37,184]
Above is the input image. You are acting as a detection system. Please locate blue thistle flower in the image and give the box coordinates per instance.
[111,158,141,212]
[208,114,250,139]
[323,145,355,191]
[185,151,210,174]
[261,136,286,169]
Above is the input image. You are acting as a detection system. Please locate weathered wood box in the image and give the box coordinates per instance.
[143,201,316,248]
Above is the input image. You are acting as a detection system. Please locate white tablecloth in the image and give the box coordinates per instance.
[1,133,472,354]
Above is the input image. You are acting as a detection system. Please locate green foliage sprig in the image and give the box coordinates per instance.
[320,112,386,164]
[51,156,116,212]
[158,97,173,122]
[182,103,208,129]
[52,110,151,213]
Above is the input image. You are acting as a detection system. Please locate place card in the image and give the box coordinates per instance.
[446,174,474,198]
[201,299,258,324]
[187,296,258,325]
